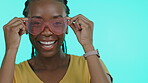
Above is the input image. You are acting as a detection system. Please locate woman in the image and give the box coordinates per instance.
[0,0,112,83]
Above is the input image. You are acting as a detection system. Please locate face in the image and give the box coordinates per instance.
[27,0,67,57]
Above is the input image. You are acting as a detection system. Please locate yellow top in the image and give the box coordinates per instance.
[13,55,110,83]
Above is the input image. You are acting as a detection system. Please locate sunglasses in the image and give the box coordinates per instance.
[25,17,68,35]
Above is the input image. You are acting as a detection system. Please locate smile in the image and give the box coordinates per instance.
[38,40,57,50]
[39,41,56,45]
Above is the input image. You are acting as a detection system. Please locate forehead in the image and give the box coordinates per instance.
[28,0,66,18]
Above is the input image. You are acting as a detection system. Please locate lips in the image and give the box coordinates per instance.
[38,40,57,50]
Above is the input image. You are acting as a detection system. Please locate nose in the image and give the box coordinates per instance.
[41,25,53,36]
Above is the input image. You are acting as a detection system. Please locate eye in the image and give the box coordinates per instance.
[30,21,42,27]
[34,22,40,24]
[32,22,41,25]
[54,22,62,25]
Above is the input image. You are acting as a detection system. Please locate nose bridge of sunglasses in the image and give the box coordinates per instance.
[42,22,54,32]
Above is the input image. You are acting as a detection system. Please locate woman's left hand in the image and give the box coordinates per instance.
[67,14,94,51]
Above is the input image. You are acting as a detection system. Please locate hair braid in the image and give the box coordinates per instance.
[23,0,70,17]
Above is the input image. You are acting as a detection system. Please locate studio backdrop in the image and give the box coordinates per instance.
[0,0,148,83]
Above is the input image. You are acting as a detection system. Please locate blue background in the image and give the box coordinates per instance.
[0,0,148,83]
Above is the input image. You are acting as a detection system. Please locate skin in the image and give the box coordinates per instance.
[0,0,111,83]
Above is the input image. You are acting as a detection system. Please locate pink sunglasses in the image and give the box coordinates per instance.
[25,17,68,35]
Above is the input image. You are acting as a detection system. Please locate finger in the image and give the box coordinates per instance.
[6,22,24,33]
[18,23,26,35]
[78,14,90,22]
[19,28,26,36]
[74,18,82,31]
[68,15,91,31]
[12,18,27,33]
[66,17,71,20]
[66,17,72,25]
[18,18,28,28]
[6,17,26,25]
[69,16,79,24]
[20,23,26,34]
[79,16,90,24]
[78,17,94,31]
[10,23,26,35]
[6,18,26,29]
[69,23,79,34]
[81,18,94,29]
[76,18,90,30]
[66,17,79,31]
[78,14,93,24]
[8,20,22,27]
[68,15,91,28]
[70,24,81,37]
[3,20,21,31]
[77,14,94,27]
[68,16,82,31]
[5,17,18,27]
[69,23,76,32]
[19,18,28,21]
[73,17,87,29]
[69,17,88,32]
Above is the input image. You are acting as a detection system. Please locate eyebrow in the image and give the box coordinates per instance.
[31,16,43,19]
[31,15,63,19]
[53,15,63,18]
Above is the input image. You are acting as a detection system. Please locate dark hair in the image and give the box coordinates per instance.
[23,0,70,17]
[23,0,69,58]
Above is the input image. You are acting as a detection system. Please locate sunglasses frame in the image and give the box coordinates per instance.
[25,17,68,35]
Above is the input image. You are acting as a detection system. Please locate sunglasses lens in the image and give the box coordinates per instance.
[50,18,67,35]
[27,18,43,35]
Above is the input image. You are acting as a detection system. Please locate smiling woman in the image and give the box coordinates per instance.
[0,0,112,83]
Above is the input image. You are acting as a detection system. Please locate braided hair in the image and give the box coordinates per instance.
[23,0,70,58]
[23,0,70,17]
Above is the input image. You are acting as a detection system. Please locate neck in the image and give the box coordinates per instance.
[31,49,69,71]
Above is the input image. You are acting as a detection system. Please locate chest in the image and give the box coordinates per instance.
[34,67,68,83]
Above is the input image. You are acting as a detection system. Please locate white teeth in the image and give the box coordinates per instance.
[39,41,55,45]
[44,45,52,48]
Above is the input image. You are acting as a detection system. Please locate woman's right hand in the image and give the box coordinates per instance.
[3,17,28,51]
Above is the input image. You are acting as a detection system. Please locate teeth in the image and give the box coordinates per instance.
[44,45,52,48]
[39,41,55,45]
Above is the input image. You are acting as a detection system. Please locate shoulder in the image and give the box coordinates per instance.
[68,55,89,72]
[69,55,86,64]
[69,55,85,60]
[14,61,29,74]
[14,61,28,82]
[15,61,28,68]
[65,55,90,82]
